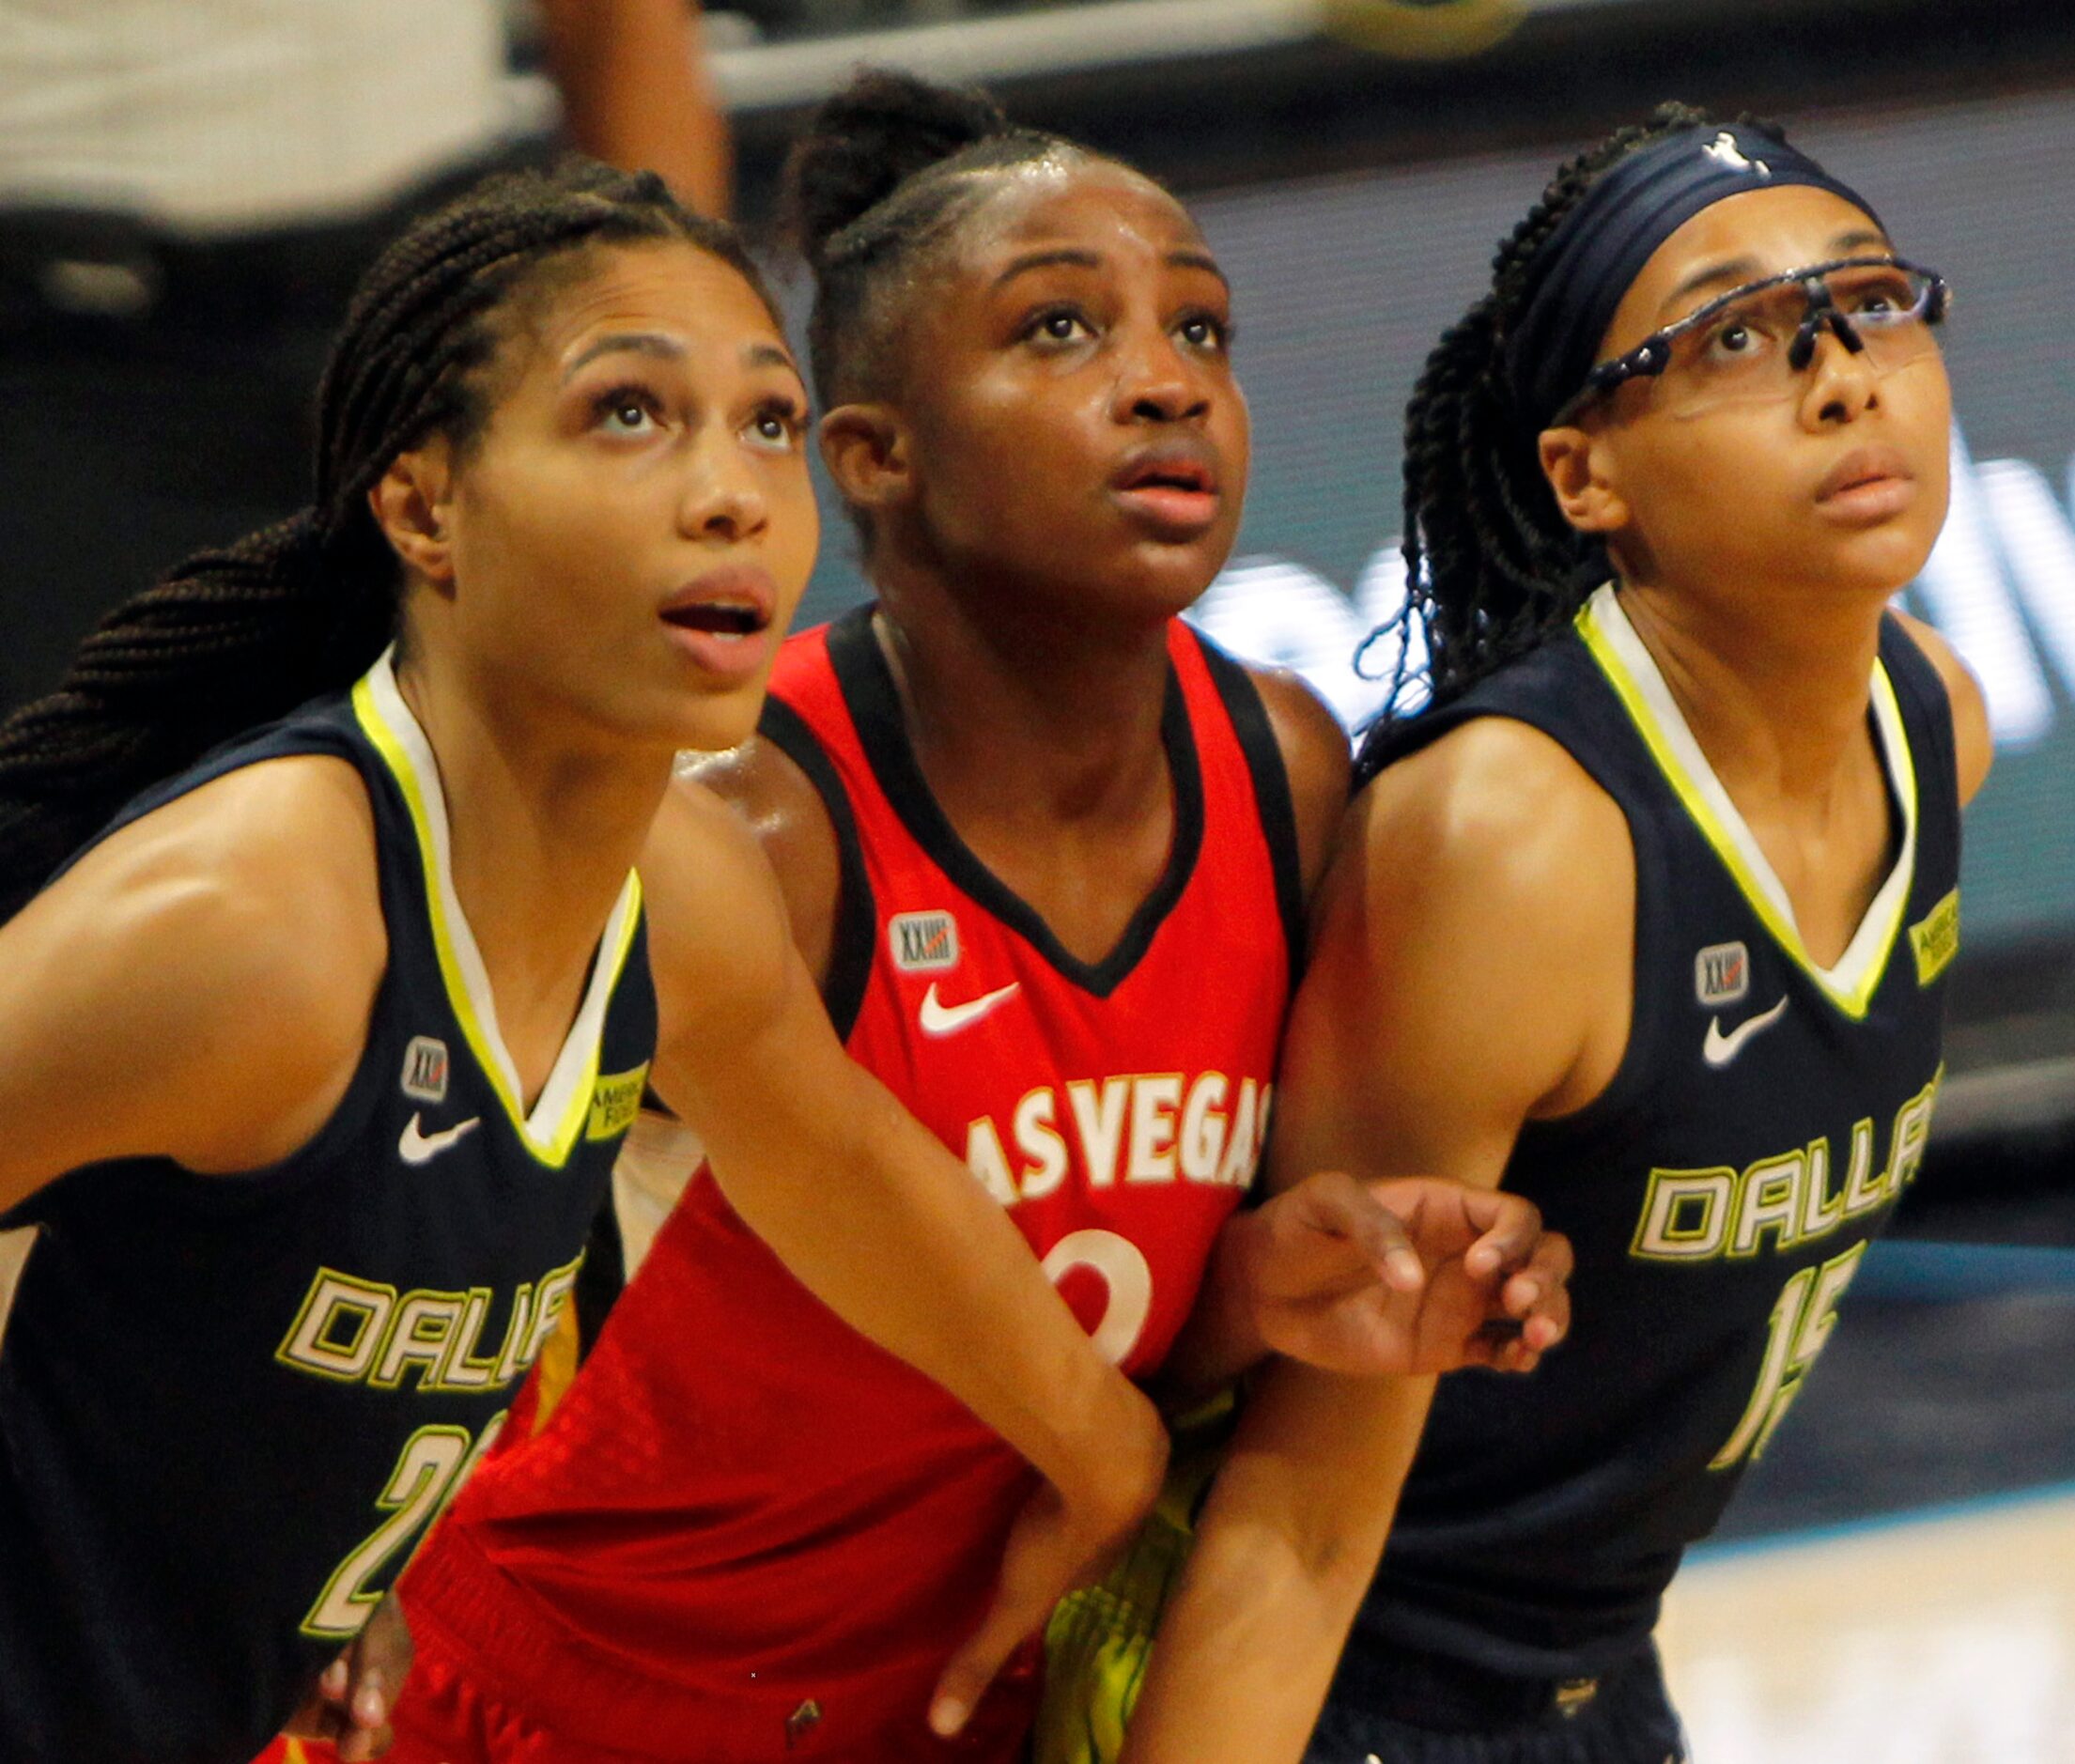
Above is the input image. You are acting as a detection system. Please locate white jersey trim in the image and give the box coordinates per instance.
[1581,583,1917,1019]
[356,651,642,1164]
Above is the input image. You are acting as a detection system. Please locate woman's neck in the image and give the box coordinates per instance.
[394,647,671,1051]
[1617,575,1889,808]
[873,557,1177,841]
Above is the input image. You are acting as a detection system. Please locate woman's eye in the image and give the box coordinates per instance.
[1176,313,1229,352]
[745,405,804,451]
[1705,318,1769,361]
[596,390,661,435]
[1026,308,1092,347]
[1839,271,1913,317]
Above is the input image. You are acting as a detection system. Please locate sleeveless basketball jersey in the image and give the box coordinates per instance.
[406,607,1302,1759]
[1341,586,1961,1686]
[0,654,655,1764]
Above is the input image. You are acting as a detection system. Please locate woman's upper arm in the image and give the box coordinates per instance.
[638,776,815,1116]
[675,736,843,988]
[0,757,382,1212]
[1267,716,1634,1199]
[1226,720,1628,1545]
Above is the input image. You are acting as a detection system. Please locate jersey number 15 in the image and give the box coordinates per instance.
[1711,1242,1867,1473]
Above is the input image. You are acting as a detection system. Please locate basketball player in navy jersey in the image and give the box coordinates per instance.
[378,73,1572,1764]
[0,161,1176,1764]
[1115,109,1992,1763]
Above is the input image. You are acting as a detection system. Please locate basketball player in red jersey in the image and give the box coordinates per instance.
[372,74,1572,1764]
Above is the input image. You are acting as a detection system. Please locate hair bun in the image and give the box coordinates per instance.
[784,69,1014,262]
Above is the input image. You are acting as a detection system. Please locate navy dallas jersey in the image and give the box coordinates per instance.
[0,653,655,1764]
[1337,583,1961,1694]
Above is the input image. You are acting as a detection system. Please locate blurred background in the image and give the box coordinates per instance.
[4,1,2072,1753]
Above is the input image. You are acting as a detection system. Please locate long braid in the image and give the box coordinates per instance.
[1364,102,1777,774]
[0,161,771,920]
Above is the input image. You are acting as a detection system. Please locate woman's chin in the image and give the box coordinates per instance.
[665,694,765,759]
[1813,528,1943,608]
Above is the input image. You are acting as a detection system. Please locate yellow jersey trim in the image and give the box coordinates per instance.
[1576,587,1916,1022]
[350,658,644,1166]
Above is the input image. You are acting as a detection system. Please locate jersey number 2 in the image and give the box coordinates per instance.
[301,1413,505,1640]
[1711,1241,1867,1472]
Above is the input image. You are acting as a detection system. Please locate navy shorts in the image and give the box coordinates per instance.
[1304,1643,1689,1764]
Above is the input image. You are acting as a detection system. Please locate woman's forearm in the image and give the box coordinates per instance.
[691,998,1165,1512]
[541,0,734,216]
[1153,1212,1269,1405]
[837,1074,1168,1508]
[1123,1368,1436,1764]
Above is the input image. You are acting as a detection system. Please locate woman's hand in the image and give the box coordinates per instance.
[279,1590,412,1760]
[928,1400,1168,1739]
[1227,1172,1572,1377]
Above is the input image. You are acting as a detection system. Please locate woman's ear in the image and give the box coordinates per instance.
[1539,425,1631,536]
[367,440,457,588]
[819,404,915,515]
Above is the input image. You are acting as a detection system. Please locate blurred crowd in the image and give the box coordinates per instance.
[0,0,729,719]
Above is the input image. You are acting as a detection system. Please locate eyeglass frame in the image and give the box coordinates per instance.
[1547,255,1953,426]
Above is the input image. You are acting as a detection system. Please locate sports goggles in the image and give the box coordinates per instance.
[1552,255,1950,424]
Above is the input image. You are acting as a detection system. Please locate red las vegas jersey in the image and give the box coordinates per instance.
[397,608,1303,1761]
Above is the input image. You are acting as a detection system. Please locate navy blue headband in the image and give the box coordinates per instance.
[1503,125,1881,430]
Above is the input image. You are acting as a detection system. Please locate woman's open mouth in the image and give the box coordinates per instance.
[1110,444,1223,540]
[663,601,767,636]
[659,565,778,680]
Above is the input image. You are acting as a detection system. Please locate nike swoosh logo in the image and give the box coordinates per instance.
[1702,997,1789,1069]
[398,1112,482,1165]
[919,980,1021,1038]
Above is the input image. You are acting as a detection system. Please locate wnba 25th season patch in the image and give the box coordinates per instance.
[1695,942,1751,1007]
[890,910,960,974]
[401,1035,450,1104]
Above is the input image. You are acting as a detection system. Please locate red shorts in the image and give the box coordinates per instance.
[242,1676,666,1764]
[381,1623,665,1764]
[364,1530,1040,1764]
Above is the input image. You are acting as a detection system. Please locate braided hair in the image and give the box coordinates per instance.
[1361,102,1789,774]
[0,159,771,921]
